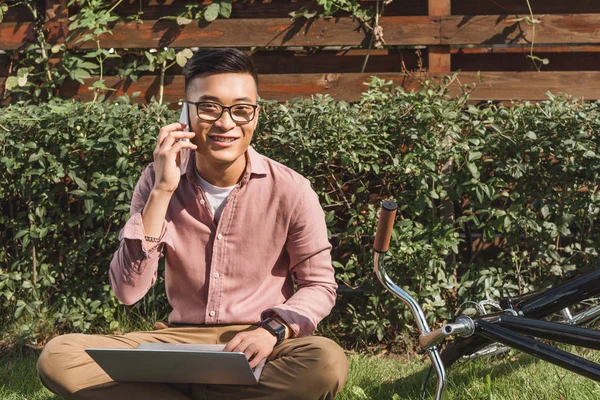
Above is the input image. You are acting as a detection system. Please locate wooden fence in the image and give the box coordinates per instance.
[2,0,600,103]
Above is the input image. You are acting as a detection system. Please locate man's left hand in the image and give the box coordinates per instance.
[223,327,277,368]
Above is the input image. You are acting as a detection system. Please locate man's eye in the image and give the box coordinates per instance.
[233,105,254,113]
[198,103,220,111]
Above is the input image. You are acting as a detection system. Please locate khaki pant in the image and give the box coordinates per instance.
[36,324,348,400]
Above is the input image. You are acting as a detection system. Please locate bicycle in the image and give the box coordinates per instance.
[373,200,600,400]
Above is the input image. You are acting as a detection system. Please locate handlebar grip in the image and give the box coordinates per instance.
[374,200,398,253]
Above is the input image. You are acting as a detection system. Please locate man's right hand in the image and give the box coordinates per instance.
[152,122,197,193]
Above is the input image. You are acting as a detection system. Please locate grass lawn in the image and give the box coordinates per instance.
[2,346,600,399]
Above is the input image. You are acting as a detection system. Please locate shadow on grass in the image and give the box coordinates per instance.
[369,352,538,399]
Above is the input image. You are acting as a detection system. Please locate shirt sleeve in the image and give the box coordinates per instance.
[261,184,338,337]
[108,164,174,305]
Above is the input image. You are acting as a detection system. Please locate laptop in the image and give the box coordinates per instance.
[85,343,265,385]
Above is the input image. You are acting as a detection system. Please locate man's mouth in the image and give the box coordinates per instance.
[210,136,238,143]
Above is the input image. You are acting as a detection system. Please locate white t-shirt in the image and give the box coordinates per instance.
[194,168,236,224]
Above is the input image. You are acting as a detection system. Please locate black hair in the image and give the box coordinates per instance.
[182,48,258,91]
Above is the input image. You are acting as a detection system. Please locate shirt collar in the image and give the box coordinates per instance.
[181,146,268,185]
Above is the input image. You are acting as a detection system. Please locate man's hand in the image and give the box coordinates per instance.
[153,122,197,194]
[223,327,277,368]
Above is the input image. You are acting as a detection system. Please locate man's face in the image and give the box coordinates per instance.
[186,72,259,167]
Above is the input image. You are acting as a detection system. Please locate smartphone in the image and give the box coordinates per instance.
[177,103,191,143]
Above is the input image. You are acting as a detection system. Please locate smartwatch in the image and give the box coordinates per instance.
[261,317,286,346]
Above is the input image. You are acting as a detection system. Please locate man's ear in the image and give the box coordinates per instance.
[253,105,261,127]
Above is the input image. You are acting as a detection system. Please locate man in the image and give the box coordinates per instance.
[36,48,348,399]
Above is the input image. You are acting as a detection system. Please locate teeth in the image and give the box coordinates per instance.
[211,137,236,143]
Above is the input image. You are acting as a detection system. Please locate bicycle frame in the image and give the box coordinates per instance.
[443,266,600,367]
[374,201,600,399]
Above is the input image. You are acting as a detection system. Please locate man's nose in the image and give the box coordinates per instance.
[214,108,237,130]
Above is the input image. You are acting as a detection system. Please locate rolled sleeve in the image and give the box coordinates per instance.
[109,164,172,305]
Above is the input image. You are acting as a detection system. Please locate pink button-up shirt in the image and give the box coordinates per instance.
[109,147,337,337]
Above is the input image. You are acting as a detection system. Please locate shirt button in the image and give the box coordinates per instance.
[214,272,220,279]
[217,233,223,240]
[209,310,216,317]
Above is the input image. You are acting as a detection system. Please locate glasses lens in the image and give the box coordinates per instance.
[230,105,255,122]
[197,102,222,121]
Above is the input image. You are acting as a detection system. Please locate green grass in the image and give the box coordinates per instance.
[2,346,600,399]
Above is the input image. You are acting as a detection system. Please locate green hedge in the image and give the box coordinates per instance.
[2,79,600,347]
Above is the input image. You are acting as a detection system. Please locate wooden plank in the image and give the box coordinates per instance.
[446,71,600,100]
[107,0,427,19]
[452,0,600,16]
[0,21,67,50]
[0,4,34,22]
[249,49,422,74]
[43,71,600,103]
[54,74,421,103]
[7,13,600,50]
[0,49,422,77]
[451,45,600,54]
[453,52,600,71]
[441,14,600,45]
[0,16,438,50]
[5,71,600,102]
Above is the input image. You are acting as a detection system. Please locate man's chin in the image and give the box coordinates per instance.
[199,149,245,165]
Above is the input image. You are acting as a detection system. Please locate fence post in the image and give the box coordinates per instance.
[428,0,450,74]
[429,0,457,298]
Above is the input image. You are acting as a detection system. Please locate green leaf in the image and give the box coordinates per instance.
[541,205,550,218]
[524,131,537,140]
[176,16,193,25]
[74,177,88,191]
[5,76,18,91]
[14,305,25,319]
[204,3,220,22]
[51,44,64,54]
[84,199,94,214]
[175,49,193,68]
[468,151,482,162]
[39,227,49,239]
[219,0,232,18]
[0,3,8,24]
[71,69,92,84]
[17,75,28,87]
[14,230,29,240]
[466,163,480,179]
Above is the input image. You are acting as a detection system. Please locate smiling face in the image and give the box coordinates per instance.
[186,72,259,181]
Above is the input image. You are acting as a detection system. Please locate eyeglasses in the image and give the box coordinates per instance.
[183,100,258,123]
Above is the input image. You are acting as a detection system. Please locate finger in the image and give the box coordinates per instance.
[224,335,243,352]
[168,140,197,155]
[228,337,255,358]
[249,352,267,369]
[160,130,195,151]
[242,345,257,361]
[157,123,187,147]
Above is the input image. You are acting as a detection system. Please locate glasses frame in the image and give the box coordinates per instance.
[183,100,259,123]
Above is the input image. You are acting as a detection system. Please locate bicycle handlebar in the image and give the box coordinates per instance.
[374,200,398,253]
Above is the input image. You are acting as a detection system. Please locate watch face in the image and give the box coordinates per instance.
[267,319,281,330]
